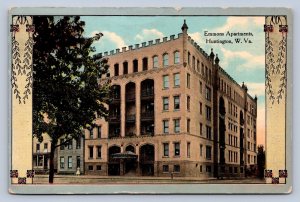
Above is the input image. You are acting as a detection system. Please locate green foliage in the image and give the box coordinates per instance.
[32,16,110,146]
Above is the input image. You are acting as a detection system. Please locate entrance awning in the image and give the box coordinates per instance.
[112,151,137,159]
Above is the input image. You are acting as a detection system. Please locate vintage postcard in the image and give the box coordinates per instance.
[8,7,292,194]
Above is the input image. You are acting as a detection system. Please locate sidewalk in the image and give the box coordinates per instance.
[33,174,265,184]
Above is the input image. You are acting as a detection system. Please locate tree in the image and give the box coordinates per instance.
[257,145,265,179]
[32,16,110,183]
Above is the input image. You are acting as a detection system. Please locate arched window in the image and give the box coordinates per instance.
[153,55,158,68]
[163,53,169,67]
[114,63,119,76]
[143,57,148,71]
[174,51,180,64]
[133,59,138,72]
[123,61,128,74]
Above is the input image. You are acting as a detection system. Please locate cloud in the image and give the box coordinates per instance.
[220,47,264,69]
[215,17,264,32]
[135,29,164,42]
[246,82,265,97]
[90,30,126,49]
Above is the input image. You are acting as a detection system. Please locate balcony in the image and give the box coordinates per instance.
[126,114,136,123]
[141,111,154,121]
[141,132,154,136]
[125,132,136,137]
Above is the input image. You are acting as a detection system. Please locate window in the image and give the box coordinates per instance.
[174,51,180,64]
[76,138,81,149]
[68,140,72,149]
[174,165,180,172]
[174,73,180,87]
[197,60,200,72]
[89,128,94,139]
[174,119,180,133]
[163,53,169,67]
[187,96,190,111]
[114,63,119,76]
[142,57,148,71]
[247,141,250,150]
[188,52,191,65]
[133,59,138,72]
[205,86,211,101]
[206,145,212,160]
[200,102,202,114]
[88,165,93,171]
[200,165,203,172]
[163,143,169,157]
[97,146,102,158]
[206,106,211,121]
[199,81,202,94]
[76,156,80,168]
[36,143,40,152]
[200,123,203,136]
[187,119,190,133]
[254,156,256,164]
[163,120,169,134]
[60,157,64,169]
[174,142,180,156]
[96,165,102,170]
[60,139,64,150]
[44,143,48,152]
[163,165,169,172]
[248,154,250,164]
[187,142,190,158]
[192,56,195,69]
[153,55,158,68]
[163,75,169,89]
[123,61,128,74]
[234,167,238,173]
[97,126,102,138]
[200,144,203,157]
[68,156,72,169]
[187,73,190,88]
[89,146,93,159]
[163,97,169,111]
[174,96,180,110]
[206,125,212,140]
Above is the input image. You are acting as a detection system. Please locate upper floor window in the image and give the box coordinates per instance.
[123,61,128,74]
[163,75,169,89]
[205,86,211,101]
[192,56,195,70]
[114,63,119,76]
[163,53,169,67]
[163,97,169,111]
[142,57,148,71]
[174,51,180,64]
[206,145,212,160]
[174,96,180,110]
[188,52,191,65]
[206,125,212,140]
[153,55,158,68]
[174,142,180,156]
[163,143,169,157]
[174,119,180,133]
[133,59,138,72]
[187,73,190,88]
[174,73,180,87]
[187,96,190,111]
[206,106,211,121]
[163,120,169,134]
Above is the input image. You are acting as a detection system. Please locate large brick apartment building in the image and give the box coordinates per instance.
[84,20,258,178]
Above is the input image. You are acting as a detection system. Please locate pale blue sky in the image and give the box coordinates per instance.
[81,16,266,145]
